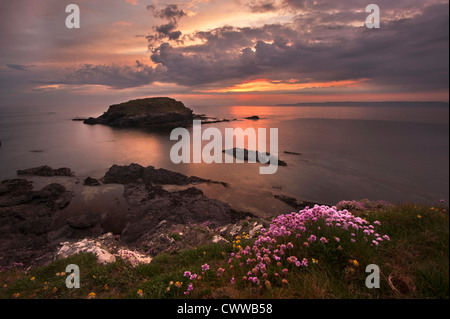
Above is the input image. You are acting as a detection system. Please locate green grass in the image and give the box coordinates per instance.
[0,203,448,299]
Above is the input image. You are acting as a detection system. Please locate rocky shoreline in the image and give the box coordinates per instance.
[0,164,273,268]
[0,163,391,270]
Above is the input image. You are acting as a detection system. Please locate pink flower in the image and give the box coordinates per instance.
[201,264,210,271]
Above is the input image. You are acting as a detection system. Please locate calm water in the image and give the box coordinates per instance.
[0,103,448,215]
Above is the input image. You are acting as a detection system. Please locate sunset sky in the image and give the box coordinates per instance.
[0,0,448,107]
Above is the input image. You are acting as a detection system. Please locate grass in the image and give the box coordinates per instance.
[0,203,448,299]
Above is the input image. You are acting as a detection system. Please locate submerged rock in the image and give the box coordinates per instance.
[83,97,194,128]
[17,166,74,177]
[83,177,102,186]
[223,148,287,167]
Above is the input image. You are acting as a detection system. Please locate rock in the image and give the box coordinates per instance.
[56,239,116,265]
[245,116,260,120]
[102,163,223,187]
[0,181,75,268]
[223,148,287,167]
[120,186,254,246]
[17,166,74,177]
[103,163,145,184]
[67,213,101,229]
[72,117,88,121]
[0,179,35,207]
[284,151,302,156]
[274,194,323,211]
[114,249,152,267]
[83,97,194,128]
[83,177,102,186]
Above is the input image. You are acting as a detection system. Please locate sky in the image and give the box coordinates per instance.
[0,0,448,107]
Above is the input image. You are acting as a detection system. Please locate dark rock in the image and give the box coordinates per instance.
[120,185,254,246]
[72,117,88,121]
[17,165,74,177]
[284,151,302,156]
[274,194,323,211]
[67,213,101,229]
[84,177,102,186]
[0,181,75,268]
[103,164,224,187]
[83,97,194,128]
[223,148,287,167]
[102,163,145,184]
[0,179,35,207]
[246,116,260,120]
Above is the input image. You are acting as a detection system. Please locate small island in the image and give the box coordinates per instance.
[83,97,194,128]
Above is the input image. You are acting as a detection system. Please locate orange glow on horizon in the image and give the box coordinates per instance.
[197,78,368,93]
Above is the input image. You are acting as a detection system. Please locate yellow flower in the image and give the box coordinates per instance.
[104,284,109,290]
[55,272,60,276]
[175,281,183,288]
[52,287,58,293]
[352,260,359,267]
[3,284,7,288]
[87,292,96,299]
[12,293,20,298]
[137,289,144,297]
[417,215,422,219]
[312,258,318,264]
[30,277,35,281]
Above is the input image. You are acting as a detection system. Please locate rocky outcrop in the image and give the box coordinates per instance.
[274,194,324,211]
[17,166,74,177]
[83,97,194,128]
[56,234,117,265]
[223,148,287,167]
[0,163,249,268]
[0,179,75,267]
[102,163,227,187]
[83,177,102,186]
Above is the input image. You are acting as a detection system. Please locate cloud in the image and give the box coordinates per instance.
[28,0,449,96]
[147,4,187,48]
[61,61,158,89]
[6,64,35,71]
[146,2,449,91]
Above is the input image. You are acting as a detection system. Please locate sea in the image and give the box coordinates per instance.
[0,103,448,216]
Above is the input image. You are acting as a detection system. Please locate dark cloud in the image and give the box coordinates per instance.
[147,2,448,90]
[247,1,279,13]
[6,64,35,71]
[147,4,186,21]
[62,61,158,89]
[147,4,186,48]
[62,1,448,93]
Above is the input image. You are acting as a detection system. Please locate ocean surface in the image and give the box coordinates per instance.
[0,103,448,215]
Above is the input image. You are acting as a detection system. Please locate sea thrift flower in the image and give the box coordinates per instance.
[201,264,210,271]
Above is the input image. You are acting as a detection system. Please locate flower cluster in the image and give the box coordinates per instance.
[226,205,389,288]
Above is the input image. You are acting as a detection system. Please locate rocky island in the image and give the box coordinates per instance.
[83,97,194,128]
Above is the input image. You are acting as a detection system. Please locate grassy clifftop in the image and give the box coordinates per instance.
[0,202,448,299]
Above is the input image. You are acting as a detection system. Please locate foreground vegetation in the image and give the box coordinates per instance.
[1,202,448,299]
